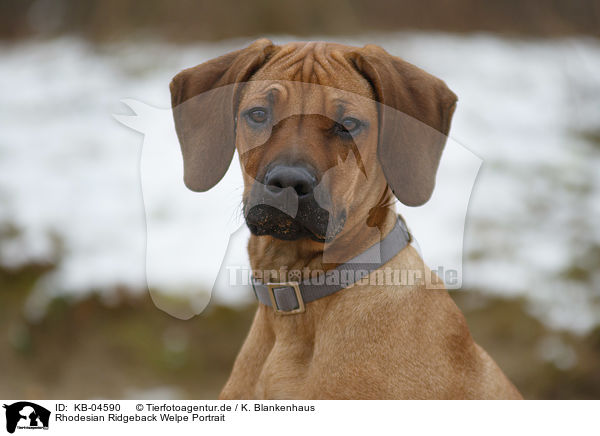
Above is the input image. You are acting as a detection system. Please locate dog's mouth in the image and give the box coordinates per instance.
[244,202,345,242]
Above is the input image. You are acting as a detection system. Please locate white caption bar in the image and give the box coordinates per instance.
[1,400,598,435]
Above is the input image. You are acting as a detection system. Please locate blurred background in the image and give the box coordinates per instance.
[1,0,599,399]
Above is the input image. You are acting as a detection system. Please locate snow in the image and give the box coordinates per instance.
[0,33,599,331]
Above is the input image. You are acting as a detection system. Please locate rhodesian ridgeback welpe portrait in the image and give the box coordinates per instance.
[170,39,522,399]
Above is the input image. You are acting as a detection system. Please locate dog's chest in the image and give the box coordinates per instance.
[252,339,315,399]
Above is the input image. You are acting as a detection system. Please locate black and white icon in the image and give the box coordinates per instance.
[3,402,50,434]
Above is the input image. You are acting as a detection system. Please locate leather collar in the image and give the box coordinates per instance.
[252,215,411,315]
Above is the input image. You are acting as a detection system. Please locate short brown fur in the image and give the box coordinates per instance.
[171,39,522,399]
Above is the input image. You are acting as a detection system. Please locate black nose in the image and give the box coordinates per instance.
[264,165,317,197]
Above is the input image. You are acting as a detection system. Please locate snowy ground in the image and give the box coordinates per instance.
[0,33,599,331]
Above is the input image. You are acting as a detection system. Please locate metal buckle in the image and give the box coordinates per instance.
[266,281,305,315]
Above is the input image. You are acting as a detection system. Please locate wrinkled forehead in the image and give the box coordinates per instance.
[245,42,374,99]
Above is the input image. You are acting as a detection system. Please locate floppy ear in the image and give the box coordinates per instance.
[348,45,457,206]
[170,38,277,192]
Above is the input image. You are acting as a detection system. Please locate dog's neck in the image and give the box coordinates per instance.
[247,190,399,283]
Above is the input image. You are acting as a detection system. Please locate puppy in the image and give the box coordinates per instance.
[170,39,522,399]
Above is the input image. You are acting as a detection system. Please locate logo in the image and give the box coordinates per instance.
[3,402,50,434]
[114,94,481,319]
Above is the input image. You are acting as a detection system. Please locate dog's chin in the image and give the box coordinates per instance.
[245,204,342,242]
[246,210,312,241]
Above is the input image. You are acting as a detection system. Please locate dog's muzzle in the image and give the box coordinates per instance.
[244,164,345,242]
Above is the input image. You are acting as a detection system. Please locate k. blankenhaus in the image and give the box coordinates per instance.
[254,404,315,412]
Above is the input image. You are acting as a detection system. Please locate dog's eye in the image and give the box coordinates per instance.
[341,117,361,132]
[335,117,362,138]
[246,107,269,124]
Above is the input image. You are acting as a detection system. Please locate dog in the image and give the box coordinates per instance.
[170,39,522,399]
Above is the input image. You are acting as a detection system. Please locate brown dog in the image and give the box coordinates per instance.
[170,39,522,399]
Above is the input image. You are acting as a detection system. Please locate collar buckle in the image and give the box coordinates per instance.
[266,282,305,315]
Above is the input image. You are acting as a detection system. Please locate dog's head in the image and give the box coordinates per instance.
[170,39,457,243]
